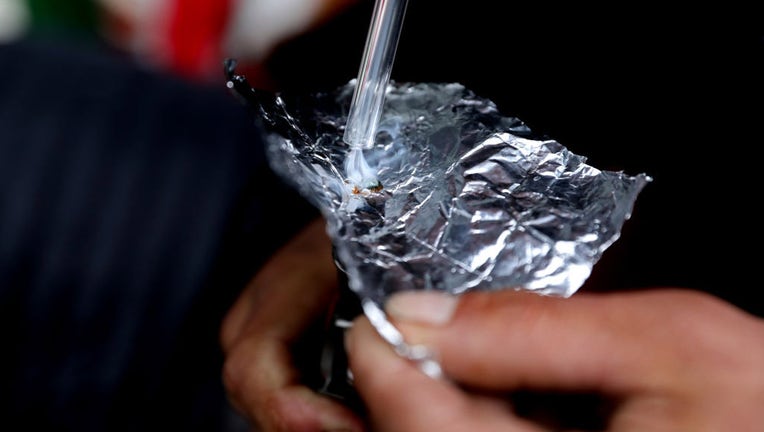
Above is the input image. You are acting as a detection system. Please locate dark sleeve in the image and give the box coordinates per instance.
[0,36,318,431]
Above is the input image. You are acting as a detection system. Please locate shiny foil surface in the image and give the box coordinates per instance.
[226,65,651,355]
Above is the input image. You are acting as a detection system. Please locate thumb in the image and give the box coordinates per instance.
[345,316,542,432]
[384,289,686,394]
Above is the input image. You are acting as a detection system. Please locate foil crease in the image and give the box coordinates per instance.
[226,67,651,312]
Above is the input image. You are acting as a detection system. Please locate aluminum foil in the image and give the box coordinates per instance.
[226,63,651,364]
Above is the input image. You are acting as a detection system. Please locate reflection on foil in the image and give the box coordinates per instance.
[225,61,651,364]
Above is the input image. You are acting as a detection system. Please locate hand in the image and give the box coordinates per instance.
[346,288,764,431]
[220,218,365,431]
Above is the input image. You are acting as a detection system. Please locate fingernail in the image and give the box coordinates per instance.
[385,291,459,325]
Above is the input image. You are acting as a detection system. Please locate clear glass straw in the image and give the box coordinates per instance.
[343,0,409,149]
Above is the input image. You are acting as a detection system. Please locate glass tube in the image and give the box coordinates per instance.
[343,0,409,149]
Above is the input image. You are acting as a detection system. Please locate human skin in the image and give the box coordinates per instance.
[220,218,364,431]
[221,217,764,431]
[346,288,764,431]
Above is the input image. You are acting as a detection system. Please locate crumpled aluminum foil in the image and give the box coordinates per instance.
[226,63,651,367]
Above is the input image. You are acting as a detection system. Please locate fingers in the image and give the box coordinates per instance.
[384,288,746,395]
[345,317,544,432]
[348,288,764,431]
[223,332,363,431]
[398,289,652,393]
[220,218,364,431]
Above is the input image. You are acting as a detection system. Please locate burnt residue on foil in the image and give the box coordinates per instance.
[225,59,651,378]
